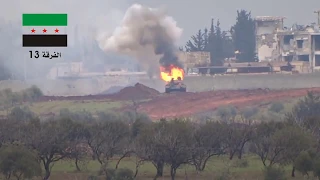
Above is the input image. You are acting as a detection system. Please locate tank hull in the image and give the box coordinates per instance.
[165,80,187,93]
[165,87,186,93]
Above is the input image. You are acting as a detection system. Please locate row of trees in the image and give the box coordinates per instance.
[0,92,320,180]
[184,10,256,65]
[0,86,43,112]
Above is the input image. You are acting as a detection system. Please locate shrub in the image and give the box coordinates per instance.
[0,145,42,180]
[87,175,99,180]
[241,107,258,119]
[104,168,134,180]
[214,167,233,180]
[113,168,134,180]
[263,166,286,180]
[313,159,320,178]
[217,106,237,121]
[8,106,36,121]
[269,102,284,113]
[106,168,116,179]
[23,85,43,101]
[294,151,313,176]
[233,159,249,168]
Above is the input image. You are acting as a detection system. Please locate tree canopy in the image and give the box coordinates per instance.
[185,9,256,64]
[231,10,256,62]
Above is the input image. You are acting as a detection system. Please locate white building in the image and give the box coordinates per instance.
[47,62,83,79]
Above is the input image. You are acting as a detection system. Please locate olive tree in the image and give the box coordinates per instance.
[190,121,226,172]
[23,118,76,180]
[85,120,130,176]
[0,144,41,180]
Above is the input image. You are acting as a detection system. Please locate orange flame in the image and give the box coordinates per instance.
[160,65,184,82]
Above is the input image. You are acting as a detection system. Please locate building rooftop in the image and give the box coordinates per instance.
[254,16,285,21]
[277,30,320,36]
[196,62,290,68]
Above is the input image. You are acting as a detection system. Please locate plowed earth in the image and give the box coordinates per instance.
[137,87,320,119]
[37,83,320,119]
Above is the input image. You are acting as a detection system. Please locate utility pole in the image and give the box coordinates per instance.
[315,10,320,26]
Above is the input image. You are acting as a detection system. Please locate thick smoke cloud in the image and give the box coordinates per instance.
[99,4,183,70]
[1,0,183,83]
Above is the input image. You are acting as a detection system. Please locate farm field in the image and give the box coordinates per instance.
[1,83,318,119]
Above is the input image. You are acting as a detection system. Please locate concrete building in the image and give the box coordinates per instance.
[277,25,320,72]
[254,16,285,62]
[47,62,83,79]
[196,61,292,75]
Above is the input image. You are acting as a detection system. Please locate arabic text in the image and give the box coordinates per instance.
[29,50,62,59]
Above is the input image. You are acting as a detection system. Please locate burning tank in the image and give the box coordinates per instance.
[165,77,187,93]
[160,65,187,93]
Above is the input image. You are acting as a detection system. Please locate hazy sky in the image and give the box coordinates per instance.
[133,0,319,45]
[2,0,319,46]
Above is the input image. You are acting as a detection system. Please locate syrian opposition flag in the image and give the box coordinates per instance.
[22,14,68,47]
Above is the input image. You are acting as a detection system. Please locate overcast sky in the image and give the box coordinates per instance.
[133,0,319,45]
[2,0,319,46]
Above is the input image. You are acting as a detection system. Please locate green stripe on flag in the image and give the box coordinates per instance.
[22,14,67,26]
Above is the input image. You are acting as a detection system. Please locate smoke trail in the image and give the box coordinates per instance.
[99,4,183,70]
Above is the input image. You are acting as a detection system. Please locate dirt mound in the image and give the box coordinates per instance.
[37,83,159,101]
[100,86,127,95]
[114,83,160,100]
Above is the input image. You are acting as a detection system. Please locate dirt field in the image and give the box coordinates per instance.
[36,83,320,119]
[3,72,320,119]
[137,87,320,119]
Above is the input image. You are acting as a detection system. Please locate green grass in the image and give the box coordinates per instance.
[31,100,126,114]
[47,155,307,180]
[0,100,128,116]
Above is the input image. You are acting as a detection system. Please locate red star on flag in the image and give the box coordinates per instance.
[54,28,59,33]
[43,28,47,33]
[31,28,36,33]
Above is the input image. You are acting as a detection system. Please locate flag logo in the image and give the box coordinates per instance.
[22,14,68,47]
